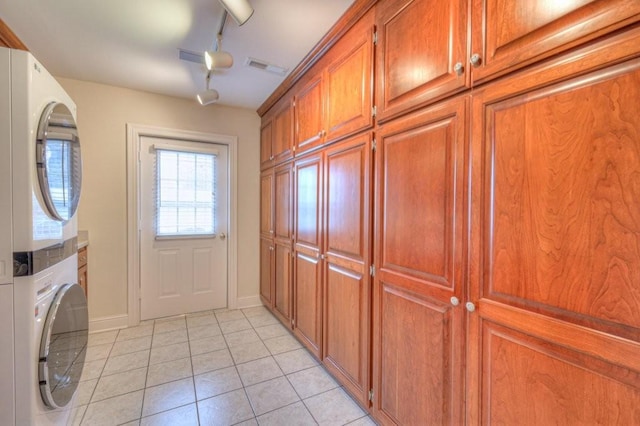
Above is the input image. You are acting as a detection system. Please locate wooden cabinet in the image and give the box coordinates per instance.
[375,0,469,122]
[323,133,373,407]
[469,0,640,84]
[272,162,294,325]
[260,171,274,237]
[467,27,640,425]
[259,1,640,424]
[293,152,324,357]
[373,95,468,425]
[78,245,88,297]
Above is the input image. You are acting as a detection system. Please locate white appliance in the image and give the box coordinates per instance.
[0,47,88,426]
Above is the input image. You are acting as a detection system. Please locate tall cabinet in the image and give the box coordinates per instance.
[259,0,640,424]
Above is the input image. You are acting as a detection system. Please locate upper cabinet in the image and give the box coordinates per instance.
[324,8,375,142]
[294,74,325,155]
[293,8,376,157]
[375,0,469,122]
[470,0,640,84]
[261,96,294,170]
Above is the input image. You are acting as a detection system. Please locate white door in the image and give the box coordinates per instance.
[140,136,228,320]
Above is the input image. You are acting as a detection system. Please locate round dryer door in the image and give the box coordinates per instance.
[39,283,88,409]
[36,102,82,222]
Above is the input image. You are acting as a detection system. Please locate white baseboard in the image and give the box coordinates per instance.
[236,295,262,309]
[89,314,129,333]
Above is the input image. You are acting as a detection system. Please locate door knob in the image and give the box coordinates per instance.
[219,233,226,240]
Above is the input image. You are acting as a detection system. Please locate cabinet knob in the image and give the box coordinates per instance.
[465,302,476,312]
[470,54,482,67]
[269,155,274,160]
[450,297,460,306]
[453,62,464,76]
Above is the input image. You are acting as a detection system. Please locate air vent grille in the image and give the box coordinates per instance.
[178,48,204,64]
[244,57,288,76]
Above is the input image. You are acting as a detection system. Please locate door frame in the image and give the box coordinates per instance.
[126,123,238,326]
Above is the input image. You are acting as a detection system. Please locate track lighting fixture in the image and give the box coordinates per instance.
[218,0,254,26]
[204,35,234,70]
[196,72,219,106]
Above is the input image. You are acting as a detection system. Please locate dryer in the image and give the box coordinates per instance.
[0,47,88,426]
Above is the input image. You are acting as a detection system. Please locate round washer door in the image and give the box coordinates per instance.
[39,283,88,409]
[36,102,82,222]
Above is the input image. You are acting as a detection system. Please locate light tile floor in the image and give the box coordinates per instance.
[71,306,377,426]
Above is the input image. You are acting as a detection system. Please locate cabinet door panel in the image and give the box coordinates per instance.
[323,133,372,406]
[481,59,640,334]
[273,99,293,164]
[274,243,292,323]
[274,164,292,240]
[481,321,640,424]
[375,283,459,425]
[260,238,274,306]
[373,96,467,425]
[260,171,273,237]
[294,250,322,356]
[471,0,640,83]
[260,121,273,169]
[295,76,324,155]
[293,153,323,356]
[325,8,374,142]
[376,0,468,121]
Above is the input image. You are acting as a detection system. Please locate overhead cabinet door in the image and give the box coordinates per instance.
[469,0,640,84]
[375,0,469,121]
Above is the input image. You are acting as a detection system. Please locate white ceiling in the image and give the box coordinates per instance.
[0,0,355,110]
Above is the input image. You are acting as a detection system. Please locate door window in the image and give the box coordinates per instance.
[155,148,218,238]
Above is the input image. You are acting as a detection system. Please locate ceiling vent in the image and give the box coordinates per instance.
[244,57,288,76]
[178,48,204,64]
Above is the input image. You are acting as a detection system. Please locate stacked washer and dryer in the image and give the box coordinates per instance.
[0,47,88,425]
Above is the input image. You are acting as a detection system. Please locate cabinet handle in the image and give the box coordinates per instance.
[470,54,482,67]
[317,130,326,138]
[453,62,464,76]
[450,297,460,306]
[270,246,274,251]
[465,302,476,312]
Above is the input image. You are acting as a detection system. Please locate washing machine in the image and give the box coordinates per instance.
[0,47,88,426]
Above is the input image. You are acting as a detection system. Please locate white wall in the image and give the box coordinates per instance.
[57,77,260,324]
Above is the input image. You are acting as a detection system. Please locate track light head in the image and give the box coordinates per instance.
[218,0,254,26]
[205,50,234,70]
[197,88,220,106]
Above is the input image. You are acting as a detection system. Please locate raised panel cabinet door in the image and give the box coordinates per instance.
[470,0,640,84]
[260,238,274,306]
[273,98,294,164]
[294,75,325,155]
[293,152,324,357]
[274,163,293,240]
[260,170,274,237]
[468,30,640,424]
[375,0,469,122]
[325,8,375,143]
[260,120,273,169]
[274,242,292,324]
[373,95,468,425]
[323,133,373,406]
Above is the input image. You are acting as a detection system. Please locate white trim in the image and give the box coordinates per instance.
[89,314,129,333]
[126,123,239,326]
[236,295,263,309]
